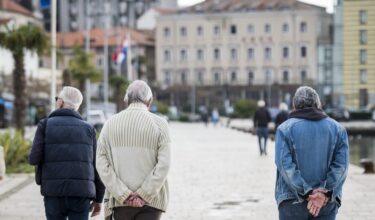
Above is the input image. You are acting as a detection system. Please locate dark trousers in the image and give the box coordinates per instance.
[279,200,338,220]
[113,206,162,220]
[44,196,90,220]
[256,127,269,155]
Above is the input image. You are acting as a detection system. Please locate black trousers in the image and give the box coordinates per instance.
[113,206,162,220]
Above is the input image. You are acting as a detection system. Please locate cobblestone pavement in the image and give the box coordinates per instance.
[1,122,374,219]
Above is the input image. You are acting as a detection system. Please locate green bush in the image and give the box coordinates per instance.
[155,101,169,115]
[0,130,33,173]
[234,99,257,118]
[178,114,190,122]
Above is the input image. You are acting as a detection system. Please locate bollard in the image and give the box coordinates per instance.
[360,158,375,174]
[0,146,5,181]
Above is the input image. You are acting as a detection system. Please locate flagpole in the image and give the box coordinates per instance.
[50,0,57,112]
[127,31,132,81]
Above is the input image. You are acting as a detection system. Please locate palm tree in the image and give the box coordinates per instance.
[0,25,49,133]
[110,75,129,113]
[68,46,102,113]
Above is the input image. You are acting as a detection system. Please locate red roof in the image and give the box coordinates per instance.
[0,0,34,17]
[56,27,155,48]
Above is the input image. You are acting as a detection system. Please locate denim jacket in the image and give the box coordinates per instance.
[275,115,349,207]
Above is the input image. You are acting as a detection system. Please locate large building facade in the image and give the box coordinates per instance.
[343,0,375,109]
[156,0,332,108]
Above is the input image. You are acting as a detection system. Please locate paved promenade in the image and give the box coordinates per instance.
[0,122,374,219]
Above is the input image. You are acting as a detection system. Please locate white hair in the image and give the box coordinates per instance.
[279,102,288,111]
[124,80,153,105]
[293,86,322,110]
[59,86,83,111]
[257,100,266,107]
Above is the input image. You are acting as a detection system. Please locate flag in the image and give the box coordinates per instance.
[112,37,129,65]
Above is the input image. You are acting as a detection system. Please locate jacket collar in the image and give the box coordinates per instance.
[127,102,149,111]
[48,108,83,120]
[289,107,327,121]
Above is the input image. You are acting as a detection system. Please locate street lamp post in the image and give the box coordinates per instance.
[50,0,57,112]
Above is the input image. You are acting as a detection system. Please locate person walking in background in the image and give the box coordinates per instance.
[253,100,271,156]
[275,86,349,220]
[96,80,171,220]
[275,102,289,131]
[211,108,220,126]
[29,86,105,220]
[201,109,209,127]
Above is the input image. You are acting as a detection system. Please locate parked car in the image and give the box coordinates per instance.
[85,110,107,131]
[325,108,350,121]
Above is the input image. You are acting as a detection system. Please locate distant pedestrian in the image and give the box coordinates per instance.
[275,102,289,131]
[275,86,349,220]
[211,108,220,126]
[253,100,271,156]
[96,80,171,220]
[201,110,209,127]
[29,86,105,220]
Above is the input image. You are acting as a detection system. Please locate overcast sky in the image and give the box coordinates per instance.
[178,0,334,13]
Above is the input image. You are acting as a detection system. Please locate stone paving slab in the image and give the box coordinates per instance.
[0,122,374,219]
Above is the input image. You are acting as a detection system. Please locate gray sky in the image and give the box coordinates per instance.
[178,0,334,13]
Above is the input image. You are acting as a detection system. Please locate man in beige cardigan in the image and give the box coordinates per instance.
[96,80,171,220]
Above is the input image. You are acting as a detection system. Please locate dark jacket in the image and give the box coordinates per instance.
[29,108,105,202]
[275,110,289,130]
[253,107,271,128]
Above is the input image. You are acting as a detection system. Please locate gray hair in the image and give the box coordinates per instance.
[59,86,83,111]
[279,102,288,111]
[124,80,153,105]
[257,100,266,107]
[293,86,322,110]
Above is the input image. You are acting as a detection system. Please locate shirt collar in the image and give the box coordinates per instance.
[127,102,149,111]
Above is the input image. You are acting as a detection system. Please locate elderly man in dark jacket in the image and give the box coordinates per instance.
[29,86,105,220]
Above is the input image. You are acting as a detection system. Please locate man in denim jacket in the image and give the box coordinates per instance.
[275,86,349,220]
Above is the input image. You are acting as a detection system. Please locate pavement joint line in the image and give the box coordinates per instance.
[0,176,34,203]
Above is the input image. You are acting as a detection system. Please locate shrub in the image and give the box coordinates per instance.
[155,101,169,115]
[234,99,257,118]
[0,130,33,173]
[178,114,190,122]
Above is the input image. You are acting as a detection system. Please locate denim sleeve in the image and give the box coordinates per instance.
[28,119,46,165]
[324,128,349,202]
[275,129,312,201]
[92,128,106,203]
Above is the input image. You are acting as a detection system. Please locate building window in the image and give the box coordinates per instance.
[180,27,187,37]
[359,89,368,107]
[265,24,271,33]
[301,46,307,58]
[230,71,237,82]
[164,71,171,85]
[360,30,367,44]
[283,47,289,59]
[265,47,272,60]
[230,48,237,61]
[163,27,170,38]
[164,50,171,62]
[230,25,237,35]
[214,72,220,85]
[359,10,367,24]
[360,69,367,84]
[248,48,254,60]
[180,49,187,61]
[247,24,254,33]
[197,26,203,36]
[181,72,187,84]
[265,69,272,83]
[282,23,289,33]
[214,48,220,60]
[197,49,204,61]
[283,70,289,83]
[301,70,307,83]
[197,71,204,84]
[214,25,220,36]
[360,49,367,64]
[248,71,254,84]
[300,22,307,32]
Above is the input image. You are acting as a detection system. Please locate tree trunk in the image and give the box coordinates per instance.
[62,69,72,86]
[78,80,85,114]
[13,53,27,134]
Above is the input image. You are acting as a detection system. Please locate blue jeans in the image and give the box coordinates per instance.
[279,200,338,220]
[44,196,90,220]
[256,127,269,155]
